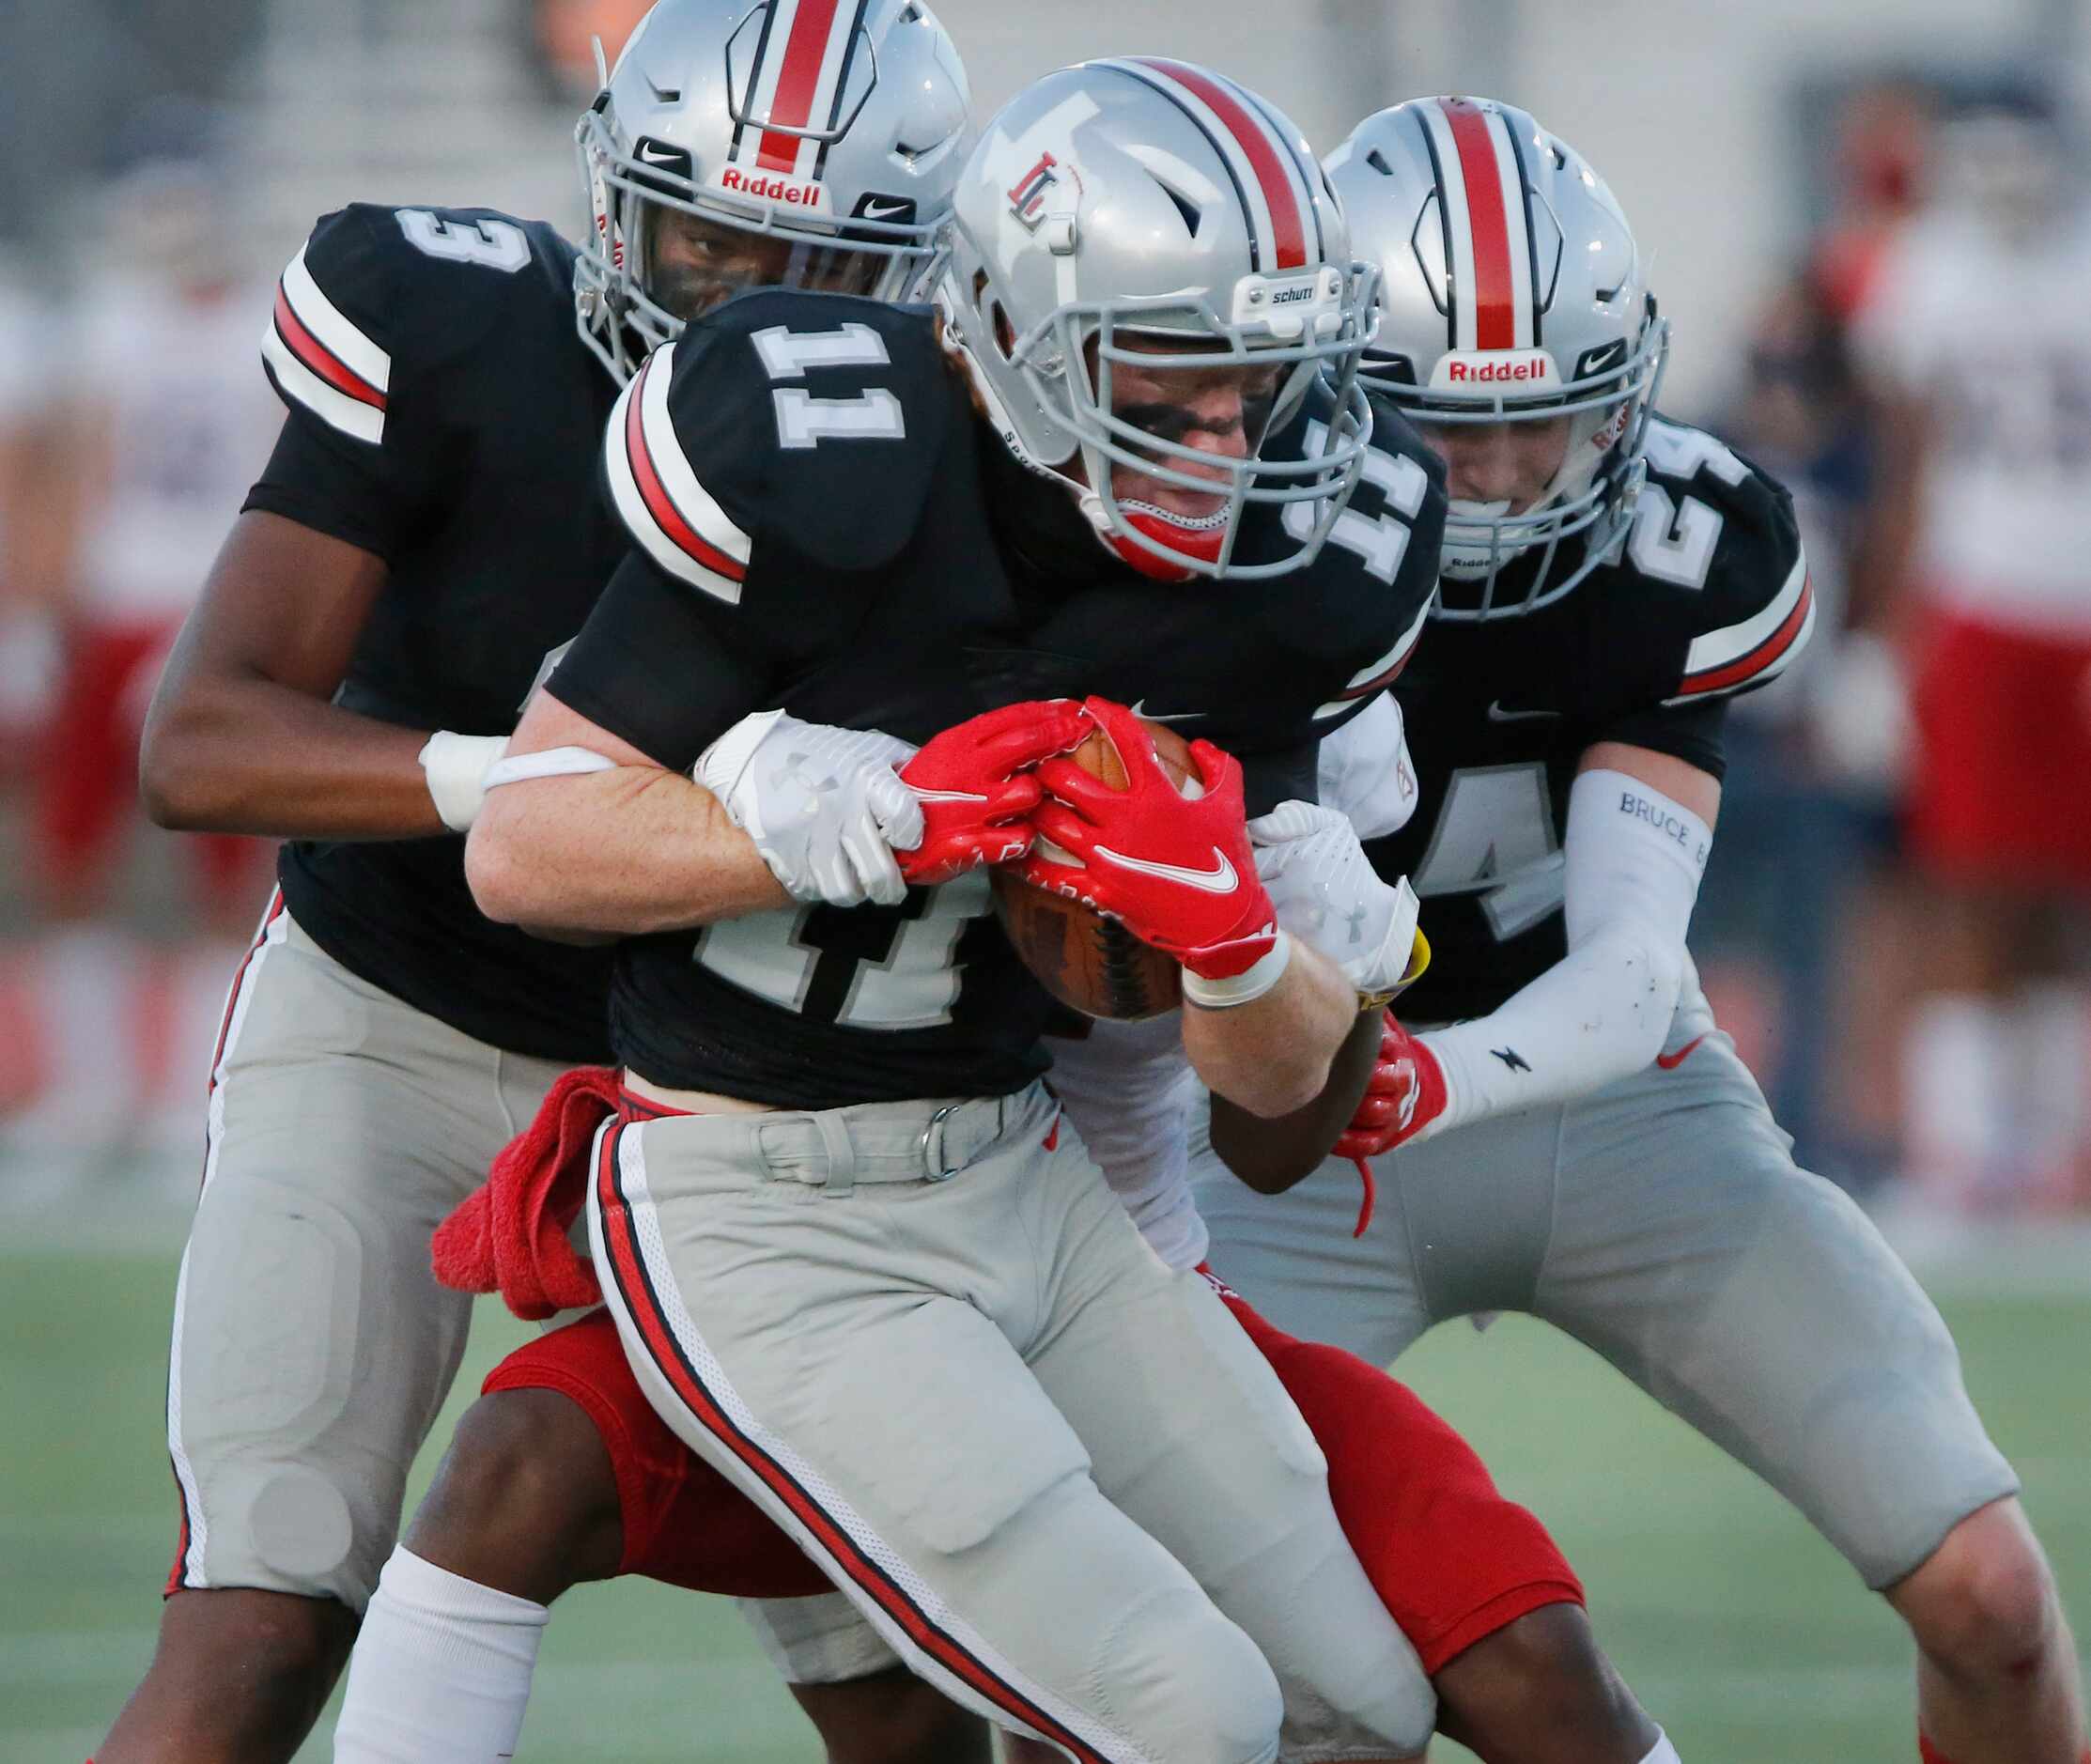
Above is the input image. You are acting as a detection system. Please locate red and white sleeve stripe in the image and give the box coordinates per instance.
[1668,554,1815,703]
[1105,58,1323,274]
[1315,591,1433,720]
[602,344,752,603]
[1414,98,1541,352]
[260,246,391,443]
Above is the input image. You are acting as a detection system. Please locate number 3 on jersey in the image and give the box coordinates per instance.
[395,209,529,271]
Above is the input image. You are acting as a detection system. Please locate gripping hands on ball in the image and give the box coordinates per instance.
[1017,698,1284,1002]
[895,700,1090,887]
[1247,800,1426,1006]
[695,709,923,907]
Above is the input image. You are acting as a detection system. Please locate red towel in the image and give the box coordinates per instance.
[431,1065,623,1320]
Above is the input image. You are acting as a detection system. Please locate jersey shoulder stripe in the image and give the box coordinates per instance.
[261,243,392,443]
[604,342,752,602]
[1669,551,1813,702]
[1315,587,1433,720]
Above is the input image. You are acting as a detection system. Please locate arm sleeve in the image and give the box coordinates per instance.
[1415,767,1711,1132]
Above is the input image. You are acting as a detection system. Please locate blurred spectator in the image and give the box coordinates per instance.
[1810,79,1934,327]
[1851,96,2091,1213]
[2,124,281,1177]
[0,253,62,792]
[1696,263,1896,1185]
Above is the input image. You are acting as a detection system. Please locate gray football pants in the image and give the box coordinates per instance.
[589,1079,1436,1763]
[166,898,567,1610]
[1194,1029,2018,1590]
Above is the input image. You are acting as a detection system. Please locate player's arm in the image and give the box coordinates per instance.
[1205,1002,1387,1189]
[143,208,510,840]
[1179,937,1365,1120]
[1359,741,1720,1151]
[464,677,790,936]
[1206,701,1430,1180]
[468,319,1068,937]
[139,510,457,838]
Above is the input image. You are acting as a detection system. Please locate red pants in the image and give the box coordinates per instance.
[36,617,260,907]
[1907,604,2091,893]
[487,1278,1580,1674]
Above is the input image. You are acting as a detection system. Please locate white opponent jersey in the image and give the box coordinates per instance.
[69,276,283,620]
[1855,203,2091,634]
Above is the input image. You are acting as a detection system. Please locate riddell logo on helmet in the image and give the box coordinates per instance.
[1432,348,1559,390]
[716,168,829,209]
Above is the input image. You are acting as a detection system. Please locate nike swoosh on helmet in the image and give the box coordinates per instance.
[1127,698,1202,723]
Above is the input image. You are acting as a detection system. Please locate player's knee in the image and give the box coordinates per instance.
[405,1389,623,1602]
[1897,1507,2059,1679]
[1101,1586,1282,1763]
[795,1666,991,1764]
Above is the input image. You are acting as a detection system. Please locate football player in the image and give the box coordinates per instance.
[1194,96,2090,1764]
[462,56,1457,1764]
[99,3,976,1760]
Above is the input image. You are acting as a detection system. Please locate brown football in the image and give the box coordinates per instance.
[990,718,1197,1022]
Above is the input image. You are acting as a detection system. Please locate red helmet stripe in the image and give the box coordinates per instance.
[757,0,845,172]
[1440,99,1515,349]
[1129,58,1308,271]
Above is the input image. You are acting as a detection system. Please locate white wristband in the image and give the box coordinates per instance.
[418,731,510,833]
[1181,930,1293,1010]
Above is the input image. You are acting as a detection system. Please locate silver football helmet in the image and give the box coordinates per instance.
[935,58,1379,581]
[576,0,972,381]
[1329,97,1668,617]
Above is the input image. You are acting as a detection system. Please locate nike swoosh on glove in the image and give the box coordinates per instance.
[1247,800,1423,1002]
[1017,697,1278,983]
[695,709,922,907]
[895,700,1090,887]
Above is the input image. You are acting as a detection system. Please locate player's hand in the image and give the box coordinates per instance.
[694,709,922,907]
[895,700,1090,886]
[1334,1012,1450,1160]
[1020,697,1279,987]
[1247,800,1425,1003]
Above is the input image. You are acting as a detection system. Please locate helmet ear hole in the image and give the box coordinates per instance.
[990,302,1015,361]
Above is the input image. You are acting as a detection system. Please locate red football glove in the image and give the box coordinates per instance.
[895,700,1090,887]
[1017,697,1278,983]
[1336,1013,1449,1159]
[1333,1012,1449,1238]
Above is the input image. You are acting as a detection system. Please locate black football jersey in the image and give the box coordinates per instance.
[1369,415,1810,1024]
[245,203,623,1062]
[550,286,1447,1107]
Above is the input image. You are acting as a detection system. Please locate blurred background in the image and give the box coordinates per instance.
[2,2,2087,1759]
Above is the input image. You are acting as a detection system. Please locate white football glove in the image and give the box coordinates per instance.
[1247,799,1421,1002]
[695,710,923,908]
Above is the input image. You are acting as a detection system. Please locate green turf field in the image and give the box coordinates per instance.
[5,1242,2086,1762]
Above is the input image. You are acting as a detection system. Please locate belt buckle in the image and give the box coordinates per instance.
[919,1104,961,1183]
